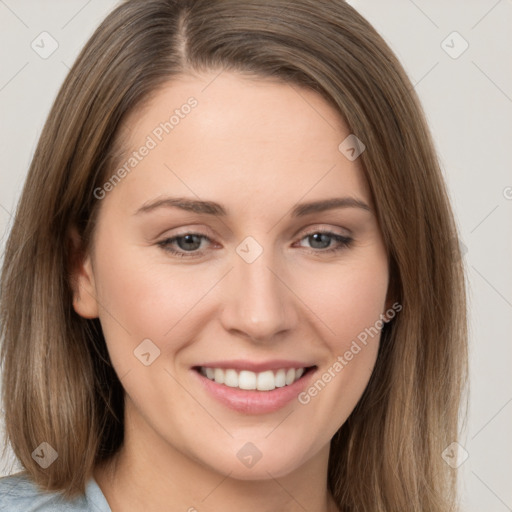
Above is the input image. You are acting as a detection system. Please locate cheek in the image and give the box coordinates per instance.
[294,255,388,412]
[91,232,210,371]
[302,256,389,349]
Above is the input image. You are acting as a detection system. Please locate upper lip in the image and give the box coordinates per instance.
[194,359,316,372]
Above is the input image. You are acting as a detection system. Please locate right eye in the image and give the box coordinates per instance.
[157,233,212,258]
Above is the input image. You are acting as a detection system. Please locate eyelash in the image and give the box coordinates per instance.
[157,229,354,258]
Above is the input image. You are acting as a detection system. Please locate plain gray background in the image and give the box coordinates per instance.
[0,1,511,510]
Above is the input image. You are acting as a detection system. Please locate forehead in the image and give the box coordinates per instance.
[106,71,372,217]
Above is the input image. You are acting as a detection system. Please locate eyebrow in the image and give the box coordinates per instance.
[134,196,372,217]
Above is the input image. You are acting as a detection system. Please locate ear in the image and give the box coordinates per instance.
[68,226,99,319]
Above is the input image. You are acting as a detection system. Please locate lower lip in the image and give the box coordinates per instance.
[192,368,317,415]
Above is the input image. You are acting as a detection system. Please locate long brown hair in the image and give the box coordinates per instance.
[1,1,468,509]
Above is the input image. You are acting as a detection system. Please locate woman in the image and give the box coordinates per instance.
[0,0,467,510]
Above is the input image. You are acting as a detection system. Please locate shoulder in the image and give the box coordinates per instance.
[0,472,91,511]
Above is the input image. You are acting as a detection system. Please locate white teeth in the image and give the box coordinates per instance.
[257,370,276,391]
[274,369,286,388]
[224,369,238,388]
[214,368,225,384]
[200,366,307,391]
[285,368,296,385]
[238,370,256,390]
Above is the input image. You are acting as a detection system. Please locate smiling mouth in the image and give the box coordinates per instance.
[193,366,316,391]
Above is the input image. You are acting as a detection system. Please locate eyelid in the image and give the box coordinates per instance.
[159,223,350,244]
[297,223,351,237]
[154,224,218,242]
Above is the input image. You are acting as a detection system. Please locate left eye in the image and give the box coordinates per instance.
[297,231,353,252]
[157,230,353,258]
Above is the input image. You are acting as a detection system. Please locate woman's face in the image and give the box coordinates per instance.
[74,71,391,479]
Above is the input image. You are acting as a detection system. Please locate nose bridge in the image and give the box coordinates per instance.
[219,242,297,341]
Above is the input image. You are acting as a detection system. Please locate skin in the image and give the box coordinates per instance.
[71,71,392,512]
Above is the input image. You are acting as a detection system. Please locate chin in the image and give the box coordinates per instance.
[195,438,316,481]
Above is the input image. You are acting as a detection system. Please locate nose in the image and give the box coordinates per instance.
[219,250,299,343]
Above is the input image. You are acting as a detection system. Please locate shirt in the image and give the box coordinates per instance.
[0,472,111,511]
